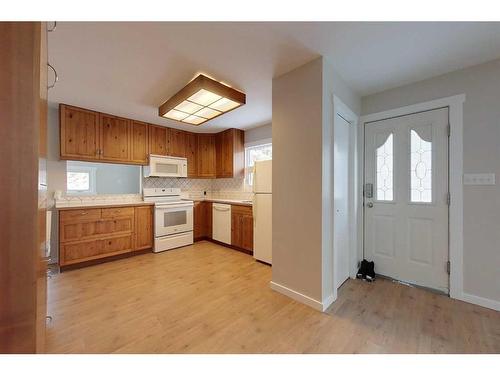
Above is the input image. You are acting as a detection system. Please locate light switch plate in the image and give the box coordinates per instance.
[463,173,496,185]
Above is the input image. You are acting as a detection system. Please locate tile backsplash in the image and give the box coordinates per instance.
[142,176,253,200]
[143,177,212,191]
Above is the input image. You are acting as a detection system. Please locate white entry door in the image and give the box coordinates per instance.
[334,113,351,289]
[364,108,449,292]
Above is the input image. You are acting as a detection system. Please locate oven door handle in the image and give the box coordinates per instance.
[156,203,193,210]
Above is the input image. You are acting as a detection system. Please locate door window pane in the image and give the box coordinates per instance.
[376,133,393,201]
[410,129,432,203]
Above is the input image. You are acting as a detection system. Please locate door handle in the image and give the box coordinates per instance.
[366,202,374,208]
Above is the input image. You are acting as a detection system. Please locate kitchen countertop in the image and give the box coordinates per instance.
[56,201,154,210]
[189,198,253,207]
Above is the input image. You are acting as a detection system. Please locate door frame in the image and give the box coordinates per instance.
[333,96,360,284]
[358,94,465,300]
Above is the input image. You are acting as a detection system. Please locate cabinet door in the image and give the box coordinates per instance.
[185,132,198,177]
[216,129,245,178]
[134,206,153,250]
[193,201,205,240]
[232,129,245,178]
[60,239,102,266]
[197,134,216,178]
[100,114,131,162]
[215,131,225,177]
[221,129,234,177]
[149,125,168,156]
[167,128,186,157]
[204,202,212,238]
[101,235,134,256]
[241,214,254,252]
[130,120,149,164]
[60,104,100,160]
[231,212,242,248]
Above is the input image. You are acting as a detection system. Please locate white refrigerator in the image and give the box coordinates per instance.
[253,159,272,264]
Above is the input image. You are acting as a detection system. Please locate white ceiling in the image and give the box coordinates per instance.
[48,22,500,132]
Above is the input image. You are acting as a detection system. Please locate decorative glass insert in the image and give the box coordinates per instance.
[376,133,393,201]
[410,129,432,202]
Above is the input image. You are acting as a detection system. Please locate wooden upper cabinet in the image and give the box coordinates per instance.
[197,134,216,178]
[149,125,167,156]
[185,132,198,177]
[59,102,243,175]
[216,129,245,178]
[130,120,149,164]
[166,128,186,157]
[99,114,131,162]
[60,104,100,160]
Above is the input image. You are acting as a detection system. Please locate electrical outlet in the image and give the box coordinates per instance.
[463,173,496,185]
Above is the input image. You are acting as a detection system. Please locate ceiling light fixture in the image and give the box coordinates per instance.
[159,74,246,126]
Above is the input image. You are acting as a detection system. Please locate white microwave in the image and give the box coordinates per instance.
[143,155,188,178]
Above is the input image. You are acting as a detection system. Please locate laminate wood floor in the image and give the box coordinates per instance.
[46,241,500,353]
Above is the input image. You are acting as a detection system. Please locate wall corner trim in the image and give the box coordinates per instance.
[270,281,334,312]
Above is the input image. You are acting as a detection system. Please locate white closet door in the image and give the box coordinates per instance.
[334,114,350,289]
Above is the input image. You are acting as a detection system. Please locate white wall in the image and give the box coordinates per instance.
[362,58,500,305]
[321,59,361,303]
[244,123,272,145]
[272,57,360,309]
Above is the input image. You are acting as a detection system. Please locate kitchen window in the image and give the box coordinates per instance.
[66,164,97,195]
[245,142,272,186]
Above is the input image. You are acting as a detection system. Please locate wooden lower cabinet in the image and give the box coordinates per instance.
[135,205,153,250]
[194,202,253,253]
[231,205,253,253]
[194,201,212,240]
[59,205,153,268]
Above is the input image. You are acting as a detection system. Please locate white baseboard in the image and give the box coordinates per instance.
[459,293,500,312]
[270,281,335,312]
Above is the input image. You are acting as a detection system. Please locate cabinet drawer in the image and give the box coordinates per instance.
[60,239,102,265]
[231,205,252,216]
[60,208,101,222]
[60,235,133,266]
[101,207,134,218]
[60,217,134,243]
[98,217,134,235]
[101,235,133,255]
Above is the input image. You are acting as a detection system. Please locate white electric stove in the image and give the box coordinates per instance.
[143,188,194,253]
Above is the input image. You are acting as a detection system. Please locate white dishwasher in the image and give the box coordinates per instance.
[212,203,231,244]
